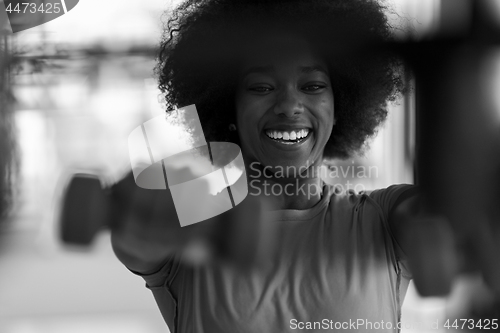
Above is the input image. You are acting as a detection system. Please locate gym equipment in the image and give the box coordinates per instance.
[60,173,111,245]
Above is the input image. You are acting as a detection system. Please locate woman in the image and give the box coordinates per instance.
[112,0,420,332]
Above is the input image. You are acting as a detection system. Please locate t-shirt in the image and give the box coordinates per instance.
[133,184,416,333]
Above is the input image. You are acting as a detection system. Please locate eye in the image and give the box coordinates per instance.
[248,85,274,94]
[302,84,327,93]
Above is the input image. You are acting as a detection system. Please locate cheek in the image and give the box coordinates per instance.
[235,104,256,147]
[323,94,335,124]
[316,98,334,122]
[236,97,265,130]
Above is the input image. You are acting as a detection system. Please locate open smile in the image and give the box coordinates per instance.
[264,128,311,145]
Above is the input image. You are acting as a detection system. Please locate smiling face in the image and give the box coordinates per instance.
[235,35,335,178]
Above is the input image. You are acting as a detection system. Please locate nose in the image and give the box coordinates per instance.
[273,88,304,117]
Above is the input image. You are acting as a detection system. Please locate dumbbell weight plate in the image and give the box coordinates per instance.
[60,174,109,245]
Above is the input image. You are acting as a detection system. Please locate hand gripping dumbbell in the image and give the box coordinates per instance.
[60,104,249,246]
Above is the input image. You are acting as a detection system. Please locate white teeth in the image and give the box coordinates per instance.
[265,129,310,141]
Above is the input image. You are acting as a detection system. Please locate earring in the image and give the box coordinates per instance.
[229,123,237,132]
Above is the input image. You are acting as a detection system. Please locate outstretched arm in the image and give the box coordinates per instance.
[111,172,279,274]
[389,191,500,297]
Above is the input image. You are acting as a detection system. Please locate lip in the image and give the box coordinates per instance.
[263,125,312,131]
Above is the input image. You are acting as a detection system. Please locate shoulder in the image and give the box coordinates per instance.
[323,183,418,222]
[368,184,417,201]
[366,184,419,219]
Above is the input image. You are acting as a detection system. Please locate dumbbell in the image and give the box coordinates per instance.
[59,173,112,245]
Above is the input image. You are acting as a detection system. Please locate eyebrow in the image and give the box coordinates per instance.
[241,64,329,77]
[299,65,329,75]
[241,65,274,77]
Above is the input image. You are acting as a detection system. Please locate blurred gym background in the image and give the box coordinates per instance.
[0,0,498,332]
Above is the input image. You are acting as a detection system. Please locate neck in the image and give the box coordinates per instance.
[246,162,324,210]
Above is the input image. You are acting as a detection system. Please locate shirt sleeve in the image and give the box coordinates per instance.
[129,255,180,332]
[368,184,419,279]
